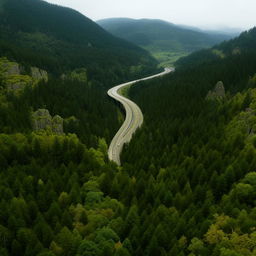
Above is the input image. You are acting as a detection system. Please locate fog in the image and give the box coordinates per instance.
[46,0,255,31]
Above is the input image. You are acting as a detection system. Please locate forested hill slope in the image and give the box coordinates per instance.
[97,18,232,66]
[119,27,256,255]
[98,18,230,51]
[176,27,256,69]
[0,0,157,83]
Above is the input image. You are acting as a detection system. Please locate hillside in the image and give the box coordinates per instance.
[0,0,157,84]
[97,18,232,66]
[0,24,255,256]
[176,27,256,69]
[120,27,256,255]
[0,42,128,256]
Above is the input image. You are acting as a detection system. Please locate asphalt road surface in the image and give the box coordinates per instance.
[108,68,174,165]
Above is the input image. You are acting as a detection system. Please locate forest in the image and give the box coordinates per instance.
[0,0,158,84]
[1,0,256,255]
[121,27,256,255]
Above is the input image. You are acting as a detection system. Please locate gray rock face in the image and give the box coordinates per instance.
[32,109,52,131]
[206,81,226,100]
[214,81,225,97]
[2,62,20,76]
[31,67,48,82]
[52,115,64,134]
[32,109,63,134]
[0,58,33,92]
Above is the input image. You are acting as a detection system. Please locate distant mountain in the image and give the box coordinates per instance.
[97,18,233,66]
[178,24,242,36]
[0,0,157,83]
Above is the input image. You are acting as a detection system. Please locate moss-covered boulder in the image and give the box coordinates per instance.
[0,57,33,92]
[0,58,20,76]
[206,81,226,100]
[5,74,32,91]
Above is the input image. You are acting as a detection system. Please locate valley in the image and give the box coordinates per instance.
[0,0,256,256]
[108,68,173,165]
[98,18,233,66]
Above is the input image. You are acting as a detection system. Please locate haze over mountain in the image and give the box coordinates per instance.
[98,18,233,66]
[177,24,242,36]
[176,27,256,69]
[45,0,256,31]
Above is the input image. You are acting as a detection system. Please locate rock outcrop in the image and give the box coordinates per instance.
[0,58,33,92]
[52,115,64,134]
[232,47,241,55]
[2,62,20,76]
[31,67,48,82]
[32,109,52,131]
[0,58,48,93]
[206,81,226,100]
[32,109,63,134]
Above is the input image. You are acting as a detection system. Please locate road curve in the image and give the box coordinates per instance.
[108,67,174,165]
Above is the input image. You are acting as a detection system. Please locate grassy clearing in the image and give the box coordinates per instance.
[151,51,188,67]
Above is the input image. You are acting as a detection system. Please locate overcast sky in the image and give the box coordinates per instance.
[45,0,255,31]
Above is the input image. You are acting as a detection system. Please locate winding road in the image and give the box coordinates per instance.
[108,67,174,165]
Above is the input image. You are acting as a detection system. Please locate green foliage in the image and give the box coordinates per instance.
[70,68,88,83]
[176,27,256,69]
[114,247,131,256]
[95,227,119,243]
[76,240,100,256]
[1,6,256,256]
[0,61,121,146]
[0,0,157,81]
[118,26,256,255]
[0,132,124,255]
[188,237,205,254]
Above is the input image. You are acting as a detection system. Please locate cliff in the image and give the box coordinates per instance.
[32,109,64,134]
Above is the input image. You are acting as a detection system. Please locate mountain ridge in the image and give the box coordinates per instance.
[0,0,157,83]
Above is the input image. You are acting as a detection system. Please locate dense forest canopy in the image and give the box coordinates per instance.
[120,26,256,255]
[1,0,256,255]
[0,0,158,83]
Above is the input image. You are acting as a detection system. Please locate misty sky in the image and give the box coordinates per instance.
[45,0,255,31]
